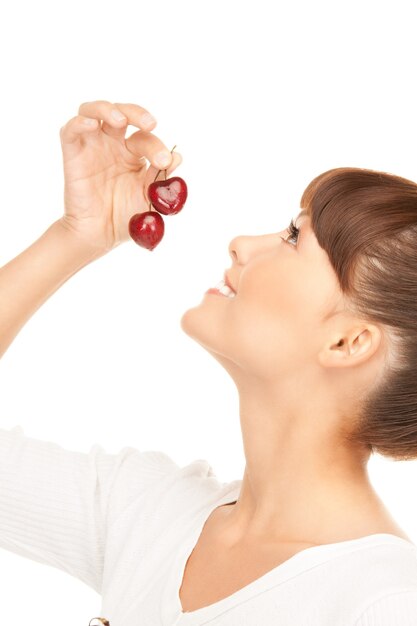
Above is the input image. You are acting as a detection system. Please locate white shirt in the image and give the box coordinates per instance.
[1,425,417,625]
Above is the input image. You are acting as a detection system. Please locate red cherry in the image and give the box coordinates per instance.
[147,176,188,216]
[128,211,165,250]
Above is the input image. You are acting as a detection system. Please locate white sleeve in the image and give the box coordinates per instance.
[354,589,417,625]
[0,424,178,594]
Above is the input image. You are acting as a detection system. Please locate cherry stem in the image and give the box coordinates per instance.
[148,145,177,211]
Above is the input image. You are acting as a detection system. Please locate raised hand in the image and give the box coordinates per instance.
[59,100,182,253]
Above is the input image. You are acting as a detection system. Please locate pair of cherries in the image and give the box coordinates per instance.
[128,144,188,250]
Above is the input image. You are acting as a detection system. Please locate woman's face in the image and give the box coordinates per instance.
[180,211,346,381]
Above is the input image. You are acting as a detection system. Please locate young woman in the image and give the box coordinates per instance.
[0,100,416,626]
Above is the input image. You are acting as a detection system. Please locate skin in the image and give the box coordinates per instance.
[180,211,405,547]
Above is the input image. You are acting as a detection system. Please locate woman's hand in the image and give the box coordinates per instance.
[58,100,182,253]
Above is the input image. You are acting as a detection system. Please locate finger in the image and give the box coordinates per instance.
[149,150,183,177]
[78,100,157,139]
[59,115,101,158]
[169,151,183,172]
[125,130,175,171]
[144,151,183,199]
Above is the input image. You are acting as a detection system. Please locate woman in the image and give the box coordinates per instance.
[0,100,416,625]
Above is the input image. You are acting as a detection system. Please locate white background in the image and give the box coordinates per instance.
[0,0,417,623]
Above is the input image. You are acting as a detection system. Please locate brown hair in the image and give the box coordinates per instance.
[300,167,417,461]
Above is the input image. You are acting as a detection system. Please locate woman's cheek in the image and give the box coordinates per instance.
[228,292,298,376]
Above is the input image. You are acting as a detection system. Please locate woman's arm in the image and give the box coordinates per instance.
[0,99,183,360]
[0,219,104,359]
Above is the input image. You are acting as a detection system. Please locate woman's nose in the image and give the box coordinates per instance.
[228,234,278,265]
[228,239,238,262]
[228,235,245,264]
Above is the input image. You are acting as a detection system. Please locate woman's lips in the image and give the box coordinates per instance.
[205,288,225,296]
[205,279,236,298]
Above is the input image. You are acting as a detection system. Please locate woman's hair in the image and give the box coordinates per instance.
[300,167,417,461]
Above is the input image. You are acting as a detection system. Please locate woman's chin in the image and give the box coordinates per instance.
[179,304,203,338]
[180,307,240,374]
[180,305,216,348]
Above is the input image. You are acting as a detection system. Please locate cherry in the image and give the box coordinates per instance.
[148,176,188,215]
[147,144,187,216]
[128,211,164,251]
[128,144,187,250]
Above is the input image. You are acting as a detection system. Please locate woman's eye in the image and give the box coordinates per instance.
[280,219,300,246]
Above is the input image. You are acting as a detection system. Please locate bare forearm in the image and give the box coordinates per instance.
[0,219,106,359]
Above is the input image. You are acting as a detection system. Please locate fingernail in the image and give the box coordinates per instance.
[156,151,172,167]
[141,113,156,126]
[111,109,127,122]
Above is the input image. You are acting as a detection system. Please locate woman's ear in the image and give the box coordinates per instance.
[317,324,383,369]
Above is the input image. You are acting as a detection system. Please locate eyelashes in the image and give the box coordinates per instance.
[281,219,300,246]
